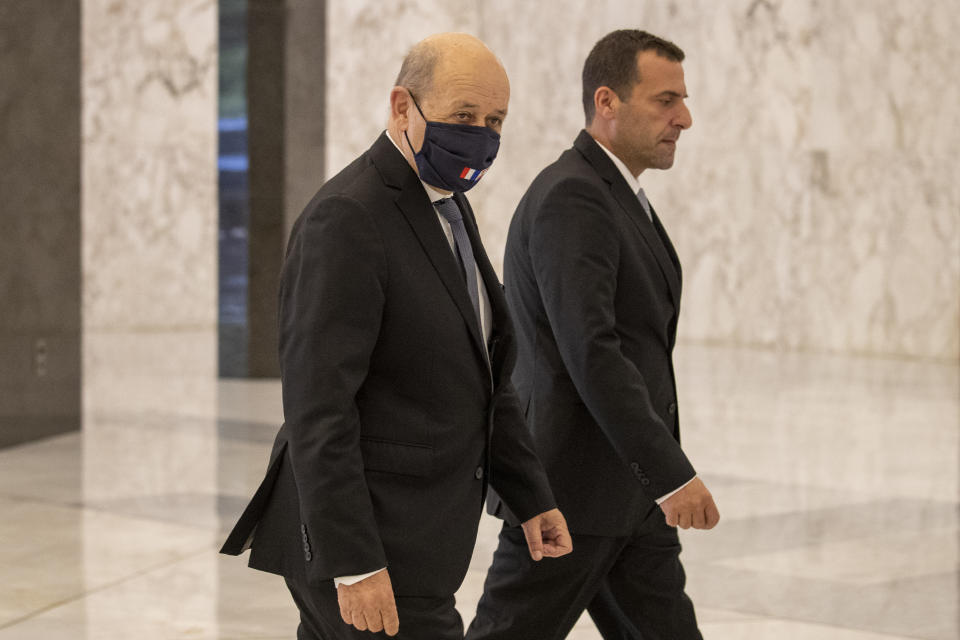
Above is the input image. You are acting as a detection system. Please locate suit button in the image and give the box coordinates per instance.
[300,524,307,534]
[475,466,484,480]
[630,462,640,471]
[668,403,677,415]
[305,551,312,561]
[641,478,651,486]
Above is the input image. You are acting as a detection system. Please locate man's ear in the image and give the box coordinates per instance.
[389,87,410,126]
[593,86,619,122]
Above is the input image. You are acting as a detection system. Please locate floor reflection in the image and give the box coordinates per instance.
[0,344,956,639]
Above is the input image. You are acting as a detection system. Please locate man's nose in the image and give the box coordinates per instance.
[675,103,692,130]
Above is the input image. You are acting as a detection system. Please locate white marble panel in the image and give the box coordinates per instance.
[326,0,960,359]
[82,0,217,331]
[82,330,217,416]
[81,0,218,437]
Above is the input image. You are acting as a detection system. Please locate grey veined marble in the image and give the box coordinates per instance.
[80,0,218,416]
[82,0,217,332]
[325,0,960,360]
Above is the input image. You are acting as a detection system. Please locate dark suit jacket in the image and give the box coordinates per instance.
[221,132,555,598]
[488,130,695,537]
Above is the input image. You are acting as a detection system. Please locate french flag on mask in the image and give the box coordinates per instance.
[459,167,488,183]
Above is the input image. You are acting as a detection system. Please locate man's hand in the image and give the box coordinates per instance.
[659,477,720,530]
[336,569,399,636]
[520,508,573,561]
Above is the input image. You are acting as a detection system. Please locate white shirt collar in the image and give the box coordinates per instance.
[593,136,652,219]
[593,137,641,195]
[386,130,450,203]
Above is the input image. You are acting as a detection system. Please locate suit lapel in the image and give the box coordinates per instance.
[573,131,682,310]
[369,133,488,362]
[649,206,682,312]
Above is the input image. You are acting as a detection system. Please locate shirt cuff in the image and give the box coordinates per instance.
[333,568,386,588]
[655,475,696,505]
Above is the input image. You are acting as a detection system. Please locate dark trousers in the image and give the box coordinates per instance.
[285,577,463,640]
[466,504,702,640]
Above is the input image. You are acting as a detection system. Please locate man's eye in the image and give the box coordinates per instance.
[456,112,472,120]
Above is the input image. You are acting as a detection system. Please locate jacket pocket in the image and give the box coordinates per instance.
[359,437,434,478]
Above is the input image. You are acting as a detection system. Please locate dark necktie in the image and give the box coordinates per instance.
[434,197,482,331]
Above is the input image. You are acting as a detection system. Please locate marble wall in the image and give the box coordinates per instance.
[82,0,219,414]
[80,2,220,632]
[325,0,959,360]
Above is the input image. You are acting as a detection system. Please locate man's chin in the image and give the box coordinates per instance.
[654,156,676,170]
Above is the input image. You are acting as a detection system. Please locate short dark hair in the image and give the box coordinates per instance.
[582,29,685,125]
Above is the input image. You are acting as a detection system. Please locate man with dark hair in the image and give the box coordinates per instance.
[466,29,718,640]
[220,33,571,640]
[580,29,685,124]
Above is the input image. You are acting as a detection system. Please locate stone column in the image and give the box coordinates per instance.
[81,2,219,632]
[82,0,218,416]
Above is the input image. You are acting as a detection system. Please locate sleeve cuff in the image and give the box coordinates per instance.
[332,567,386,588]
[655,475,696,505]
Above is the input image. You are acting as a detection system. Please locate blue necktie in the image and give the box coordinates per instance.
[434,197,482,331]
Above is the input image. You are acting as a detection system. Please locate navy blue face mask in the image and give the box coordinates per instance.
[403,91,501,193]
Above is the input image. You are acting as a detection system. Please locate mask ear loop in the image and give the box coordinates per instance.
[401,89,458,192]
[406,90,428,119]
[402,89,428,156]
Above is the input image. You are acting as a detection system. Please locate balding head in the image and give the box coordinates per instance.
[388,33,510,191]
[394,33,506,103]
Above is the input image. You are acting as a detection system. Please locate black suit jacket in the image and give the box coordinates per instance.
[488,130,695,537]
[221,132,555,598]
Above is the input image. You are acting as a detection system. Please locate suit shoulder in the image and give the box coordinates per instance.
[522,149,605,201]
[320,151,384,202]
[516,150,610,222]
[289,153,387,238]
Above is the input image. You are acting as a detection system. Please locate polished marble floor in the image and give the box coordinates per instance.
[1,344,957,639]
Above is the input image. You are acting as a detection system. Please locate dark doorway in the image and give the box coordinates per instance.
[218,0,326,378]
[218,0,250,377]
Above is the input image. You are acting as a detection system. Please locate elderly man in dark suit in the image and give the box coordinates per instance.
[220,33,571,640]
[467,30,720,640]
